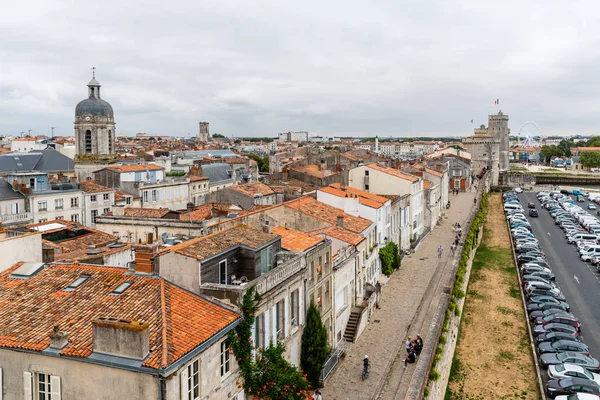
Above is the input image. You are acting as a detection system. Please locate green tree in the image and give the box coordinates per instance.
[212,133,226,138]
[301,302,330,388]
[247,153,270,173]
[579,151,600,169]
[539,145,564,164]
[586,136,600,147]
[379,242,401,277]
[228,287,311,399]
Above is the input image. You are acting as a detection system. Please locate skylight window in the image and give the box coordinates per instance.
[63,275,90,292]
[110,281,133,295]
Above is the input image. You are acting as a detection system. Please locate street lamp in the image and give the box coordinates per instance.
[51,127,56,138]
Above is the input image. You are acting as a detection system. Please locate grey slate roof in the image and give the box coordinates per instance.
[0,179,25,200]
[0,149,74,173]
[75,98,113,117]
[201,163,233,185]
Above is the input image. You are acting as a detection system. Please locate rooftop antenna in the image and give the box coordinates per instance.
[51,127,56,139]
[28,129,33,137]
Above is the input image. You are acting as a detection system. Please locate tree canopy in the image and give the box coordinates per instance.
[579,151,600,169]
[539,145,566,164]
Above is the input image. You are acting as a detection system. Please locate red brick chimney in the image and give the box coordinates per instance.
[133,246,155,274]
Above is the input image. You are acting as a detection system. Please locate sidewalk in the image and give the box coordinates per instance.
[321,192,475,400]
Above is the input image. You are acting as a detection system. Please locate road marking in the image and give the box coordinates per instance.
[574,275,580,284]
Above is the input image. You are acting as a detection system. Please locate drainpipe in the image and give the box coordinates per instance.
[354,253,358,307]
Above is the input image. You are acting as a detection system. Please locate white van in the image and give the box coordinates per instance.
[580,245,600,261]
[568,233,598,244]
[504,203,523,213]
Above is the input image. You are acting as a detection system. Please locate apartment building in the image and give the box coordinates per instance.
[216,181,278,209]
[78,180,115,227]
[0,260,243,400]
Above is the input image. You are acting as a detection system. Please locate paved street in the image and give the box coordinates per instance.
[321,192,476,400]
[519,192,600,358]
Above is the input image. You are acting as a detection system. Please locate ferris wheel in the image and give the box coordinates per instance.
[518,121,541,147]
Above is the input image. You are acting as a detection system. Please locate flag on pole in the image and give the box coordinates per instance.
[470,119,473,123]
[494,98,500,105]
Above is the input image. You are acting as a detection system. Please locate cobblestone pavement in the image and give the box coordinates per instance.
[320,192,475,400]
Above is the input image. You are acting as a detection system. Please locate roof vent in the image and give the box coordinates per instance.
[63,275,90,292]
[86,249,104,255]
[9,262,47,279]
[110,281,133,295]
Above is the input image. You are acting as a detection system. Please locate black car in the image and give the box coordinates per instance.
[529,308,574,321]
[527,302,570,313]
[540,352,599,372]
[528,288,566,302]
[546,377,600,398]
[560,189,572,195]
[536,331,580,343]
[529,209,539,217]
[534,323,580,338]
[538,340,590,356]
[518,255,548,265]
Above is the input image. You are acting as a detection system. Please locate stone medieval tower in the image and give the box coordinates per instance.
[74,73,115,157]
[199,122,210,142]
[488,110,509,170]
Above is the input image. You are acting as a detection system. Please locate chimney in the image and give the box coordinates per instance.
[112,205,125,216]
[336,215,344,229]
[49,325,69,349]
[42,247,55,263]
[92,318,149,360]
[187,202,194,213]
[133,245,155,274]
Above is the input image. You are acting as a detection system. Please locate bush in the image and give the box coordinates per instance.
[301,302,330,388]
[379,242,401,277]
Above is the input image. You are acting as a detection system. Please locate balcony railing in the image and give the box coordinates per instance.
[0,212,33,225]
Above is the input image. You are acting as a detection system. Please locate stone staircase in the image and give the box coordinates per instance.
[343,308,363,342]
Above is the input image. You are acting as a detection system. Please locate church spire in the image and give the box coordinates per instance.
[87,67,101,99]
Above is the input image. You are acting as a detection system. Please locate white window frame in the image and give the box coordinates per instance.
[70,197,78,208]
[180,359,200,400]
[55,199,63,209]
[38,201,47,212]
[290,290,298,327]
[219,260,227,285]
[70,214,78,222]
[90,195,97,202]
[220,340,231,378]
[103,193,109,200]
[91,210,98,224]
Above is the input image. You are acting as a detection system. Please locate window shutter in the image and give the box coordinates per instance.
[298,286,304,326]
[263,309,270,344]
[180,367,189,399]
[50,376,61,400]
[283,296,289,338]
[23,371,32,400]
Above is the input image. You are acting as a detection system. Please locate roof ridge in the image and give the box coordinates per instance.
[160,278,168,369]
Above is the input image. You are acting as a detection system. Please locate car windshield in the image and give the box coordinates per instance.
[559,378,574,388]
[554,363,565,372]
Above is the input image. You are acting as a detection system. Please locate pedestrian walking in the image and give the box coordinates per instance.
[455,235,459,246]
[313,390,322,400]
[450,243,456,254]
[438,245,443,258]
[474,197,477,205]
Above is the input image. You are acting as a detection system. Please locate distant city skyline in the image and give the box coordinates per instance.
[2,1,599,138]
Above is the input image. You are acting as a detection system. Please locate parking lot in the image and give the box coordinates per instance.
[505,190,600,397]
[519,192,600,359]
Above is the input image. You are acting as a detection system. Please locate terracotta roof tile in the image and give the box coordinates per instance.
[123,208,172,218]
[311,226,365,246]
[78,180,113,194]
[106,164,164,173]
[328,183,389,204]
[114,190,140,201]
[291,164,339,179]
[285,197,372,234]
[188,175,209,182]
[0,263,240,369]
[165,224,278,261]
[229,182,275,197]
[366,163,420,183]
[423,180,432,189]
[271,226,323,252]
[180,203,240,222]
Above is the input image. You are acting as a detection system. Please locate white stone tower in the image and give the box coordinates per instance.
[487,110,509,170]
[462,124,500,185]
[74,71,115,157]
[199,122,210,142]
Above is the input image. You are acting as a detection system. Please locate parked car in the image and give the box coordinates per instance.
[548,363,600,384]
[529,296,568,309]
[589,204,597,210]
[529,308,574,321]
[527,288,565,301]
[536,331,580,344]
[546,377,600,398]
[535,315,580,332]
[522,275,553,287]
[540,352,600,372]
[534,323,580,338]
[530,209,539,217]
[538,340,590,356]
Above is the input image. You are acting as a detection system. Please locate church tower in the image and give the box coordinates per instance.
[199,122,210,142]
[74,71,115,158]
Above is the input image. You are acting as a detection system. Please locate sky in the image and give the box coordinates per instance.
[1,0,599,138]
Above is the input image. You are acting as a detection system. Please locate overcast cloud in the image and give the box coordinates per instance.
[1,0,598,138]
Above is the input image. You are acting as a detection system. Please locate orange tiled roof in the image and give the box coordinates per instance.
[366,163,419,183]
[123,208,172,218]
[576,147,600,152]
[180,203,239,222]
[78,180,113,194]
[0,262,240,369]
[114,190,140,201]
[311,226,365,246]
[423,180,432,189]
[165,224,278,261]
[329,183,389,203]
[188,175,209,182]
[291,164,338,179]
[106,164,164,173]
[229,182,275,197]
[272,226,324,252]
[285,197,372,234]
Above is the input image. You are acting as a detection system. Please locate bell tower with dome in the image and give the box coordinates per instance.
[74,70,116,158]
